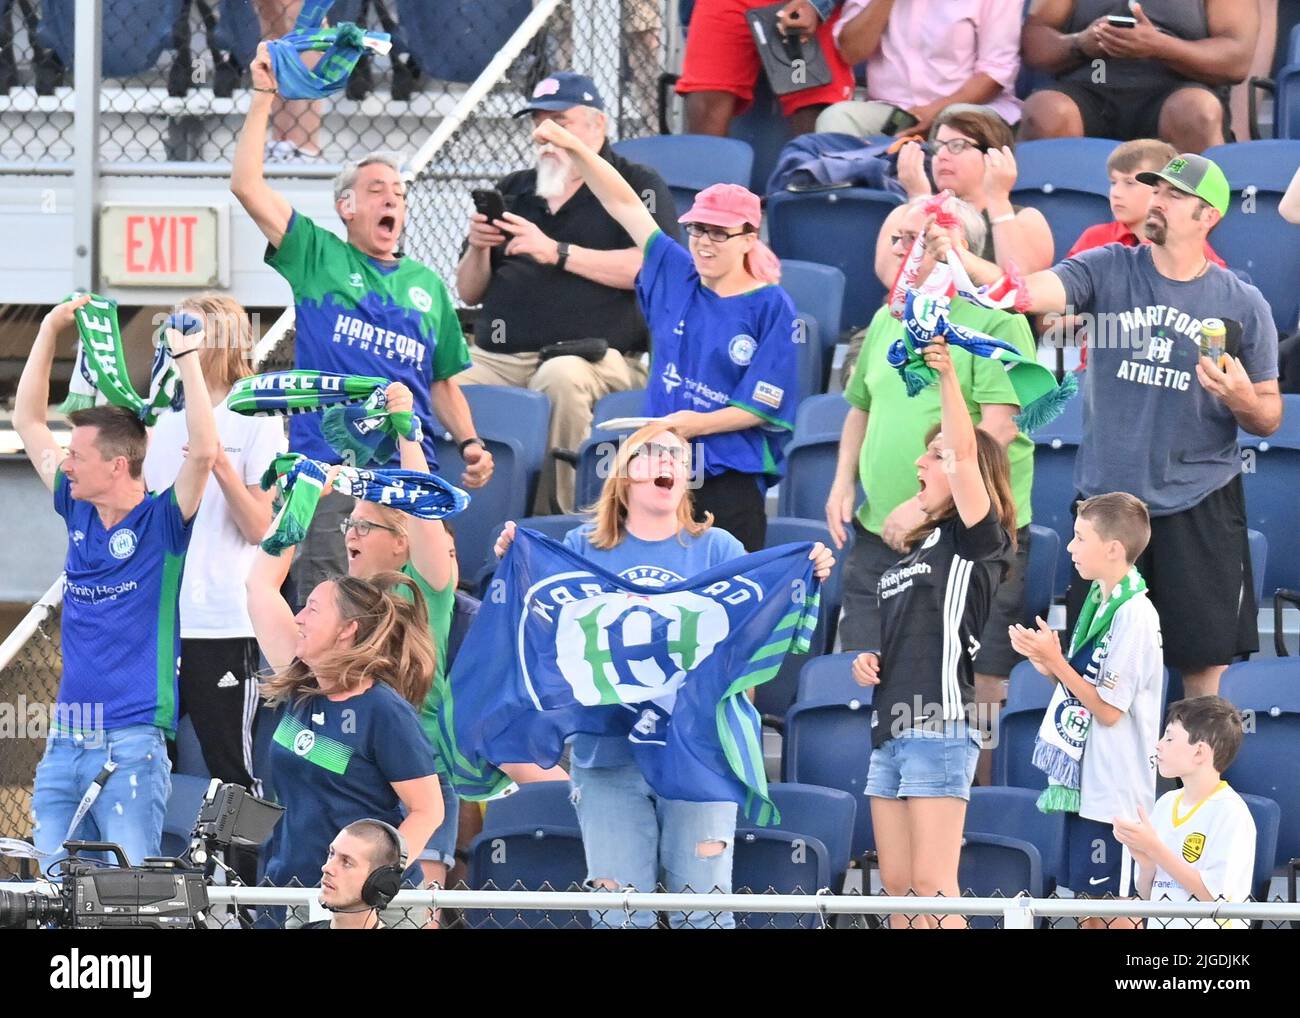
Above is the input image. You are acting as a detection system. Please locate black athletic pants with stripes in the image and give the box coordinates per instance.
[172,637,263,794]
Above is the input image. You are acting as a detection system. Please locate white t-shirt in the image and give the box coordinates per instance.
[144,400,287,639]
[1078,592,1163,824]
[1148,782,1257,930]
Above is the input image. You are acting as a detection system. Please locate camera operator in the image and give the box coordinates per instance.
[302,819,408,930]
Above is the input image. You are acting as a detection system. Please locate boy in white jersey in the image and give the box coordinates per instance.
[1114,696,1256,929]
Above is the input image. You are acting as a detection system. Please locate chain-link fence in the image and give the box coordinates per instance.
[0,1,668,167]
[0,581,62,881]
[1,883,1275,930]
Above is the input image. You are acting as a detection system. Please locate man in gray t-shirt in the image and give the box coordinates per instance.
[931,153,1282,700]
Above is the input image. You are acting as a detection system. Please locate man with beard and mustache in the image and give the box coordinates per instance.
[931,153,1280,701]
[456,73,681,515]
[232,43,493,605]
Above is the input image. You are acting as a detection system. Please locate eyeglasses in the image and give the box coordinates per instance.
[339,517,403,538]
[634,441,690,465]
[684,223,748,244]
[928,138,985,156]
[889,231,921,249]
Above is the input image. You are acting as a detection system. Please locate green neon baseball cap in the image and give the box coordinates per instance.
[1137,153,1230,216]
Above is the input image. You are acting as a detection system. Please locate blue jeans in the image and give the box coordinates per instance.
[570,763,737,929]
[31,724,172,867]
[865,721,980,801]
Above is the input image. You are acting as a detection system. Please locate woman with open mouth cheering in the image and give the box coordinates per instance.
[532,118,801,552]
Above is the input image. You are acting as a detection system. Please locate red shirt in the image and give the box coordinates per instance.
[1066,223,1227,367]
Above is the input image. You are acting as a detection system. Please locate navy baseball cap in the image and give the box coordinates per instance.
[513,71,606,116]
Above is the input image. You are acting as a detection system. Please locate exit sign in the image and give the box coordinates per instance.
[100,203,229,287]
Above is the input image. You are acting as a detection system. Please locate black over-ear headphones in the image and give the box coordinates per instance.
[359,819,409,909]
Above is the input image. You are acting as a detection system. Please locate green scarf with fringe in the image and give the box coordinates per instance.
[58,294,182,425]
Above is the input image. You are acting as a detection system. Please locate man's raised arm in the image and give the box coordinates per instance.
[14,294,91,492]
[231,42,293,249]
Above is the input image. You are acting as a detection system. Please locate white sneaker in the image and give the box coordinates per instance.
[263,140,324,163]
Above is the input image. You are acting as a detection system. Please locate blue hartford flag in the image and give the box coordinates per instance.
[436,529,820,825]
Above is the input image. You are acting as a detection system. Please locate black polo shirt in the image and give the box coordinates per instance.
[473,144,681,355]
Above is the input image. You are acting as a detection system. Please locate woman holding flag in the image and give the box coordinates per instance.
[495,422,834,928]
[851,325,1017,928]
[529,117,801,552]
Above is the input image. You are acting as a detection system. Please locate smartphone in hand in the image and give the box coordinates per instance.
[1105,14,1137,28]
[471,188,506,224]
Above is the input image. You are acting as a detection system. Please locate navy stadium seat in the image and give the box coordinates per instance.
[782,689,876,863]
[1238,395,1300,596]
[1201,141,1300,333]
[474,515,586,594]
[795,652,865,703]
[993,660,1055,789]
[460,385,551,510]
[395,0,529,84]
[1011,138,1119,264]
[780,259,847,386]
[794,393,850,437]
[431,432,527,588]
[611,134,753,214]
[755,518,852,719]
[1241,793,1281,906]
[958,832,1044,927]
[39,0,183,78]
[777,430,840,520]
[966,786,1067,892]
[1219,659,1300,882]
[468,782,587,928]
[1023,524,1060,625]
[466,826,590,928]
[1030,390,1083,600]
[767,188,905,332]
[734,783,855,926]
[572,388,647,510]
[445,589,480,671]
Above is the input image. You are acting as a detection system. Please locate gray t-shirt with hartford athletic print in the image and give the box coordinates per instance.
[1052,244,1278,516]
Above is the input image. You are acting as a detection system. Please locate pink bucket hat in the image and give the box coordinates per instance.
[677,183,781,284]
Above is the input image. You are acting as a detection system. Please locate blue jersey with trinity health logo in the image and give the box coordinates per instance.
[266,211,471,467]
[637,230,799,483]
[55,473,193,734]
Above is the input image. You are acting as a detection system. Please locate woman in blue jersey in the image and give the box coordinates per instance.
[495,422,834,927]
[245,527,444,901]
[851,333,1016,929]
[532,118,801,552]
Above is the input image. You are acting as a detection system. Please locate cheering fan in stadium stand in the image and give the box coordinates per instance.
[495,422,834,928]
[851,328,1017,929]
[530,116,803,553]
[244,495,443,924]
[232,40,492,609]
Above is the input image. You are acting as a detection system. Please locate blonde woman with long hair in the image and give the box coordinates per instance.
[245,509,444,895]
[495,422,833,928]
[143,293,285,814]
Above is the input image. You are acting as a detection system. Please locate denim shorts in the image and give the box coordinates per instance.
[865,722,980,801]
[415,774,460,868]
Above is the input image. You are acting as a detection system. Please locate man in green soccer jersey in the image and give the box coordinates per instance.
[232,42,492,598]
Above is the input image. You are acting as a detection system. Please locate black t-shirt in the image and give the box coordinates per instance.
[874,506,1011,748]
[473,145,682,354]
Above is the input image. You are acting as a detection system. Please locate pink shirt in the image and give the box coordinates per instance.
[833,0,1023,125]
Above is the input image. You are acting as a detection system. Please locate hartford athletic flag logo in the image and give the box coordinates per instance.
[1053,696,1092,749]
[522,573,739,710]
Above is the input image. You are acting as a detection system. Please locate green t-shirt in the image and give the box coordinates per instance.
[399,560,457,748]
[266,210,470,465]
[843,300,1036,534]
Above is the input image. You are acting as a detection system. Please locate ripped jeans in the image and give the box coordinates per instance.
[31,724,171,868]
[569,762,737,929]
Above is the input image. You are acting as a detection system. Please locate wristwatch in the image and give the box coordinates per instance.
[556,241,571,272]
[458,436,486,455]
